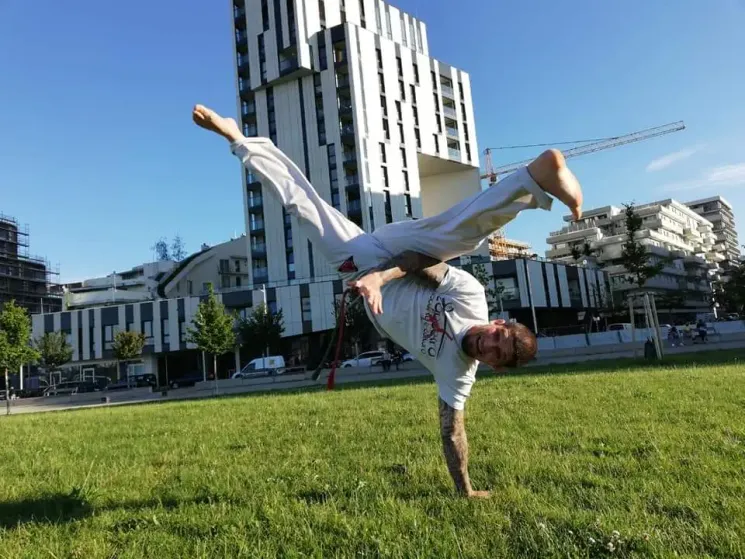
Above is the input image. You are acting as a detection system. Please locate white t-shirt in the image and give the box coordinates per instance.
[368,266,488,410]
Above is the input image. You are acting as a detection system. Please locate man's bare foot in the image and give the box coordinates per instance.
[192,104,244,143]
[467,490,491,499]
[527,149,583,220]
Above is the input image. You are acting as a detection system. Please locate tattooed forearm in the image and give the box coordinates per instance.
[438,398,473,496]
[377,250,449,289]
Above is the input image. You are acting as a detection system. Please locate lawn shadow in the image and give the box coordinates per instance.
[0,490,92,528]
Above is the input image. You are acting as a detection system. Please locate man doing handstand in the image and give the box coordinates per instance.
[192,104,583,498]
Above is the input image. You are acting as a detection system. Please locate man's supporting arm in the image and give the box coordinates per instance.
[350,250,449,314]
[439,398,490,498]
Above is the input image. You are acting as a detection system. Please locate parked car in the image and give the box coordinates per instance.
[342,351,385,368]
[169,372,208,389]
[401,352,415,362]
[232,356,286,378]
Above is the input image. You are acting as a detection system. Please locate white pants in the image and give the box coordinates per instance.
[231,138,553,277]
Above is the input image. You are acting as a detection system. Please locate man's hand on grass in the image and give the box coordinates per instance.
[349,273,385,315]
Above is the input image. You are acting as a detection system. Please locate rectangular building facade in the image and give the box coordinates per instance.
[685,196,740,265]
[232,0,483,324]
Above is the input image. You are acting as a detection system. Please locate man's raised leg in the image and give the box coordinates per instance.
[193,105,388,274]
[371,149,583,263]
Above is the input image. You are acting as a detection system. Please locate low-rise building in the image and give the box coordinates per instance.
[545,199,724,315]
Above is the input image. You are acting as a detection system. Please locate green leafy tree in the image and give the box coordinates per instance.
[619,203,666,291]
[112,330,146,381]
[35,331,73,376]
[0,301,40,409]
[238,303,285,360]
[715,264,745,315]
[472,264,505,315]
[187,284,237,380]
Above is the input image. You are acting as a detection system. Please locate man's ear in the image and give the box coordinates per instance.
[492,319,506,325]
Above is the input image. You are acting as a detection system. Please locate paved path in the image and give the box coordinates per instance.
[4,339,743,417]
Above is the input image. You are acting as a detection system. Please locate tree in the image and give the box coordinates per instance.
[238,303,285,360]
[571,241,596,263]
[656,292,686,322]
[715,264,745,315]
[171,235,187,262]
[619,203,666,291]
[0,301,39,411]
[112,330,146,382]
[35,332,73,377]
[152,237,170,261]
[332,296,373,357]
[472,264,505,315]
[186,284,237,381]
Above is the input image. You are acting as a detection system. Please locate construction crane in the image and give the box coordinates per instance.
[482,120,686,258]
[482,120,686,185]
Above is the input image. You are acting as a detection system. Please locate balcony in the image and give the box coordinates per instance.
[251,244,267,258]
[342,150,357,165]
[247,196,263,212]
[440,84,455,98]
[336,74,351,90]
[347,199,362,213]
[239,80,253,101]
[242,124,258,137]
[279,54,299,75]
[344,175,360,189]
[448,147,461,160]
[340,124,355,142]
[252,268,269,283]
[338,100,353,117]
[445,126,459,139]
[234,6,246,24]
[241,102,256,120]
[443,105,457,119]
[249,221,265,234]
[235,31,248,53]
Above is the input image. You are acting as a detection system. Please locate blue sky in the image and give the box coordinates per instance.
[1,0,744,282]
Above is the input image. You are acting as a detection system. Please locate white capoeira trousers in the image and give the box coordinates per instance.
[231,138,553,278]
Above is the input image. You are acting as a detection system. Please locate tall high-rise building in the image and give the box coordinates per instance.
[685,196,740,265]
[0,213,61,315]
[232,0,482,290]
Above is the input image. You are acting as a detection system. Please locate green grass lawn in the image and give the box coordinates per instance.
[1,351,745,558]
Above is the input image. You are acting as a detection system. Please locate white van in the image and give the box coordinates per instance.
[232,356,286,378]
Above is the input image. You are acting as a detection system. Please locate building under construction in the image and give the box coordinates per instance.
[488,231,533,260]
[0,213,61,315]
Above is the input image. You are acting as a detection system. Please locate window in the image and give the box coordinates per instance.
[382,118,390,139]
[301,297,312,322]
[376,48,383,70]
[187,280,193,295]
[142,320,154,344]
[384,191,392,223]
[378,73,385,93]
[202,282,211,293]
[163,319,170,344]
[398,122,404,143]
[458,81,464,100]
[319,0,326,28]
[409,19,416,48]
[463,122,469,141]
[318,33,327,70]
[234,260,241,273]
[236,276,242,287]
[380,142,386,163]
[359,0,366,26]
[268,301,278,315]
[403,170,409,190]
[380,95,387,116]
[410,84,416,104]
[416,23,423,53]
[395,100,402,121]
[415,128,421,148]
[382,166,389,187]
[384,4,392,39]
[433,134,439,153]
[413,106,418,125]
[405,194,412,217]
[413,63,419,84]
[261,0,270,30]
[221,275,231,289]
[400,15,407,46]
[104,325,114,350]
[396,57,403,77]
[399,80,405,100]
[179,321,187,343]
[466,143,471,161]
[374,1,382,33]
[400,147,407,168]
[258,35,267,81]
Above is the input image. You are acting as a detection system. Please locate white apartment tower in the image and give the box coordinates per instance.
[232,0,482,288]
[685,196,740,265]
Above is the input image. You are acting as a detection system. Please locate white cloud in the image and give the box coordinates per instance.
[646,145,705,172]
[659,163,745,193]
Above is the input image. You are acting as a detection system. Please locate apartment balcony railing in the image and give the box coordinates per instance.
[342,150,357,163]
[340,124,355,136]
[443,105,457,119]
[344,175,360,187]
[248,196,263,210]
[249,221,265,232]
[347,199,362,212]
[446,126,459,139]
[440,84,455,98]
[448,147,461,160]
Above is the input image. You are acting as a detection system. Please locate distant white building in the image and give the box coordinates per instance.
[685,196,740,265]
[545,199,725,313]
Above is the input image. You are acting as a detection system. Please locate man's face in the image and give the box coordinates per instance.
[463,320,515,368]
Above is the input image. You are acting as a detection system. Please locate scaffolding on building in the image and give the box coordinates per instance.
[0,213,62,315]
[488,230,533,260]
